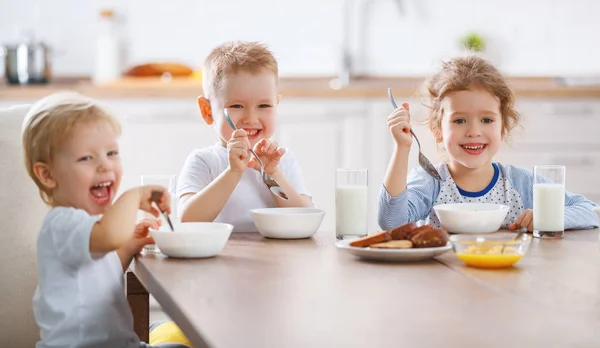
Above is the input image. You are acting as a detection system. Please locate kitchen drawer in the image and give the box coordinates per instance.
[514,99,600,145]
[494,150,600,200]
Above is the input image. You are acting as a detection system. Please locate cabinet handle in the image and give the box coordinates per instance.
[543,104,594,116]
[549,156,595,167]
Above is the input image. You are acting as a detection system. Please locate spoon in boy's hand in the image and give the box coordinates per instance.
[223,109,288,200]
[150,190,175,232]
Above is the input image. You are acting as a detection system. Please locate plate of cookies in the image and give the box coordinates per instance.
[335,222,451,262]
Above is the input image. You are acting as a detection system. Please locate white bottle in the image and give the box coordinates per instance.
[92,9,121,84]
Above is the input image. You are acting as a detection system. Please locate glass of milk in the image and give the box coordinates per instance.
[335,169,368,240]
[533,165,565,239]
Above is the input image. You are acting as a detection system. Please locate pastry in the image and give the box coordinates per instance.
[369,240,413,249]
[411,228,449,248]
[389,221,419,240]
[349,231,392,248]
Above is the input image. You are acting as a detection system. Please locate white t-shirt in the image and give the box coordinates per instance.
[33,207,140,348]
[176,144,311,232]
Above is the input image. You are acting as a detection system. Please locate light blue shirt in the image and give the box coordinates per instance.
[378,162,599,231]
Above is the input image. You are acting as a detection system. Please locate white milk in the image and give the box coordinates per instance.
[335,185,368,237]
[533,183,565,231]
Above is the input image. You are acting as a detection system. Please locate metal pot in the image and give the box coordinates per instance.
[1,42,52,84]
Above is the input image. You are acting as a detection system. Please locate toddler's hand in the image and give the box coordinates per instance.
[387,102,412,148]
[227,129,252,174]
[138,185,171,217]
[251,138,286,175]
[129,218,160,254]
[509,209,534,232]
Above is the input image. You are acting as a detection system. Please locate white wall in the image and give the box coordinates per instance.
[1,0,599,77]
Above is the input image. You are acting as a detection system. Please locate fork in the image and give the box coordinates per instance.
[387,88,442,181]
[223,109,288,200]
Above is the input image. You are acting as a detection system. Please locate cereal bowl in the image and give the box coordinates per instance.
[250,208,326,239]
[434,203,509,234]
[150,222,233,258]
[449,233,532,269]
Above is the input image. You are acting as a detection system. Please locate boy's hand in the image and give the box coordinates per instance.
[227,129,252,174]
[127,218,160,254]
[387,102,412,148]
[509,209,534,232]
[251,138,286,175]
[138,185,171,217]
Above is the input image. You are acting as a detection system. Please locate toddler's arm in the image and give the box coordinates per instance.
[90,185,169,253]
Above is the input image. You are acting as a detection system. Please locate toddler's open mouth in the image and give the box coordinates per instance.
[90,180,113,206]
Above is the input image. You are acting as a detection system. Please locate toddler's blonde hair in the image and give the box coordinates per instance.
[202,41,278,101]
[423,55,520,143]
[22,91,121,205]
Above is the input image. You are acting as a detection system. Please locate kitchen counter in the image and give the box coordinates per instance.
[2,76,600,100]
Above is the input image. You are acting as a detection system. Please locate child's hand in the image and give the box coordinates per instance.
[128,218,160,254]
[227,129,252,174]
[138,185,171,217]
[387,102,412,148]
[509,209,534,232]
[251,138,286,175]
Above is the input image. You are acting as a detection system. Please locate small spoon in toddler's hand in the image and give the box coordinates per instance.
[150,190,175,232]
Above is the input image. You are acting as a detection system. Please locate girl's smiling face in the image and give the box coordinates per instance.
[440,85,503,172]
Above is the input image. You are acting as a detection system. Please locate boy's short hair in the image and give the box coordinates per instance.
[21,91,121,205]
[202,41,278,101]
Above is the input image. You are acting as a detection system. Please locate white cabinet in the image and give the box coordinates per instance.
[276,99,380,232]
[497,98,600,205]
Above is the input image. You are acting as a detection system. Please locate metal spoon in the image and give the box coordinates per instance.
[387,88,442,181]
[150,190,175,231]
[223,109,288,200]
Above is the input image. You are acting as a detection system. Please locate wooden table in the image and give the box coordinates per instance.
[128,230,600,348]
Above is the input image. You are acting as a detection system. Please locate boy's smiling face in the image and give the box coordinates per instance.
[202,70,280,147]
[42,121,122,215]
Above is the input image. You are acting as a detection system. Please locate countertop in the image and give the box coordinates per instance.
[2,76,600,100]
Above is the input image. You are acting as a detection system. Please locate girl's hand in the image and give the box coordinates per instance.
[509,209,534,232]
[227,129,252,174]
[251,138,286,175]
[387,102,413,148]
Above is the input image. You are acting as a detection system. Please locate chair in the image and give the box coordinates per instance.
[0,105,48,346]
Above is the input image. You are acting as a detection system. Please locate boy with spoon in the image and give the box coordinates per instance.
[22,92,191,347]
[177,41,313,232]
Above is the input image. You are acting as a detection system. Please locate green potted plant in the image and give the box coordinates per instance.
[460,32,486,53]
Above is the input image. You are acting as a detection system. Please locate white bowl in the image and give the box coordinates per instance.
[150,222,233,258]
[433,203,509,234]
[250,208,326,239]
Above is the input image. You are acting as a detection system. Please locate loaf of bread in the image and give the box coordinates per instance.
[389,221,419,240]
[124,63,194,77]
[349,231,391,248]
[411,227,449,248]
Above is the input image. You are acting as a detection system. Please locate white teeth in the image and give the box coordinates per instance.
[245,129,259,136]
[463,145,484,150]
[93,182,111,188]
